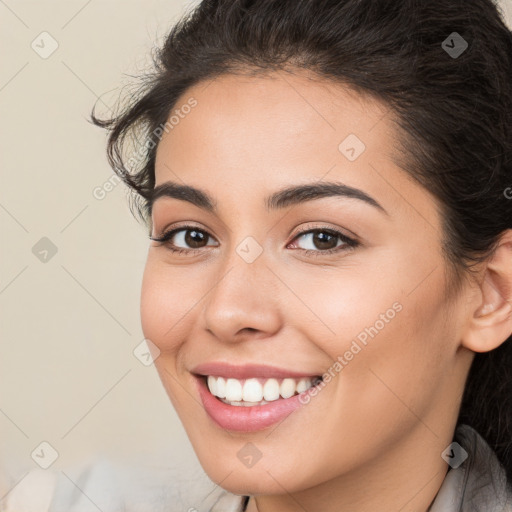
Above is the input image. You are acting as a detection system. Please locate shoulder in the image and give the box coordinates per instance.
[2,457,220,512]
[207,491,248,512]
[1,458,123,512]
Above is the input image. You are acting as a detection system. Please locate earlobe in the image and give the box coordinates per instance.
[461,230,512,354]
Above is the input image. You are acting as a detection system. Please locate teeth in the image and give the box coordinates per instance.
[206,375,318,403]
[223,399,271,407]
[207,376,217,396]
[225,378,243,401]
[215,377,226,398]
[242,378,263,402]
[263,378,280,401]
[280,378,296,399]
[296,379,310,393]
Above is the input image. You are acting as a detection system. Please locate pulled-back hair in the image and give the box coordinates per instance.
[91,0,512,480]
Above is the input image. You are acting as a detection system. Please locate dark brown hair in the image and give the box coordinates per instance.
[91,0,512,480]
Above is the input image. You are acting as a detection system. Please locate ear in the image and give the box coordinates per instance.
[461,229,512,353]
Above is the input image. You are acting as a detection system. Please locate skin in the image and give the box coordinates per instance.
[140,70,512,512]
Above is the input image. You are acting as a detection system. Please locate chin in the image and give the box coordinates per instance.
[211,473,294,496]
[195,451,313,496]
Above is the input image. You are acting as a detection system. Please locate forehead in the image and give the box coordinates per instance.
[154,70,395,182]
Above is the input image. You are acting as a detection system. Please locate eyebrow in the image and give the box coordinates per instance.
[147,180,388,216]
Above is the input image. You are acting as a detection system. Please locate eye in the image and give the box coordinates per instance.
[150,225,218,254]
[288,226,359,256]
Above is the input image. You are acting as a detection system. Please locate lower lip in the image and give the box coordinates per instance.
[194,375,311,432]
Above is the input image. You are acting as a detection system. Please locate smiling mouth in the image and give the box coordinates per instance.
[202,374,323,406]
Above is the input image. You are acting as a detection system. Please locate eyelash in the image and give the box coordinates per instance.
[149,223,360,258]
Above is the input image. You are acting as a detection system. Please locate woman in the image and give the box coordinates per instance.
[91,0,512,510]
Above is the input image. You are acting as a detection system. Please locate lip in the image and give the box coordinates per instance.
[194,374,313,432]
[191,362,322,380]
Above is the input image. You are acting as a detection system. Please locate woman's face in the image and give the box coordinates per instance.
[140,71,474,497]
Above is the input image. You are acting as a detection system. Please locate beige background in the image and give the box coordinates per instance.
[0,0,205,486]
[1,0,511,500]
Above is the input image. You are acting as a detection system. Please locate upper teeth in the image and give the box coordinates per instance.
[206,376,318,403]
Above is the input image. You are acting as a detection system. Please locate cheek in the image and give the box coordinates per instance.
[286,244,448,366]
[279,260,406,359]
[140,257,204,352]
[139,258,205,413]
[289,257,452,424]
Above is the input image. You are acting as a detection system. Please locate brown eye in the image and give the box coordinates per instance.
[182,228,209,248]
[293,229,347,251]
[150,226,219,252]
[310,231,338,250]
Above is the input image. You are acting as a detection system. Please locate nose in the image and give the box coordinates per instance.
[202,250,282,343]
